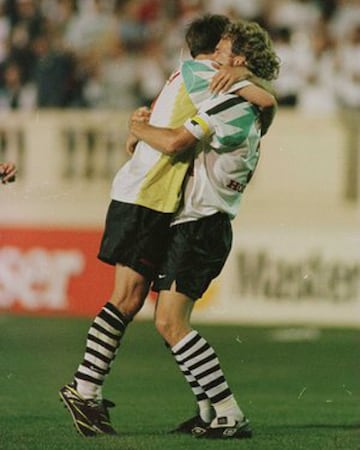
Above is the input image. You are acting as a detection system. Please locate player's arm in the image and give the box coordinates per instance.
[130,121,196,155]
[0,162,16,184]
[210,66,277,136]
[237,83,277,136]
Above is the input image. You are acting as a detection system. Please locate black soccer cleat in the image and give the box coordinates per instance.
[193,416,252,439]
[59,384,117,437]
[170,414,210,435]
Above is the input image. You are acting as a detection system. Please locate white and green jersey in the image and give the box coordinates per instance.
[111,59,249,213]
[172,93,261,224]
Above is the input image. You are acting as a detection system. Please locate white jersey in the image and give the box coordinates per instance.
[111,59,249,213]
[172,93,261,224]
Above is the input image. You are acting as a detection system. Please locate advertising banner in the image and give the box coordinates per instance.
[0,227,113,316]
[1,226,359,327]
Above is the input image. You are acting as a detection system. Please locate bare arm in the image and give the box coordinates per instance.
[210,66,251,93]
[210,66,277,135]
[130,121,196,155]
[236,84,275,108]
[236,83,277,136]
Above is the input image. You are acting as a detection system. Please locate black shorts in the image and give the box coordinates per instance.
[152,212,232,300]
[98,200,172,280]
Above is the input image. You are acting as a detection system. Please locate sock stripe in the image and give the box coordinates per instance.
[92,322,121,340]
[77,364,105,379]
[211,389,232,404]
[195,363,221,381]
[86,340,115,359]
[87,334,118,353]
[202,375,226,392]
[75,371,102,385]
[207,382,230,398]
[81,359,110,375]
[173,332,202,356]
[187,353,217,371]
[88,328,119,347]
[171,330,239,420]
[85,347,112,364]
[98,309,126,331]
[74,303,129,400]
[177,342,211,365]
[103,302,130,324]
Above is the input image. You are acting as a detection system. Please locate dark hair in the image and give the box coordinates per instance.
[185,14,231,58]
[223,20,281,81]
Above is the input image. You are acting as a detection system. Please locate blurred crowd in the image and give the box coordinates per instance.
[0,0,359,113]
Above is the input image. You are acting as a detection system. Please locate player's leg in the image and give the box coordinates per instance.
[60,264,150,437]
[73,264,150,401]
[60,201,170,436]
[155,289,249,438]
[155,289,213,430]
[154,213,251,439]
[170,327,250,439]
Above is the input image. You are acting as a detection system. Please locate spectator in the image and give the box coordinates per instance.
[329,0,360,41]
[63,0,117,55]
[271,27,309,107]
[32,32,79,107]
[0,60,35,109]
[0,0,358,114]
[298,18,337,113]
[204,0,266,22]
[266,0,321,35]
[0,2,10,63]
[114,0,148,52]
[136,38,168,107]
[82,39,139,109]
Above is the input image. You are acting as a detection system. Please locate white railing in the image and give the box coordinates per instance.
[0,109,358,227]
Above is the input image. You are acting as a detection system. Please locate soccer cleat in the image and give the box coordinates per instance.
[193,416,252,439]
[59,384,117,437]
[170,414,210,435]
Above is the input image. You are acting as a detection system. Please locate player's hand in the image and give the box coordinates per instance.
[210,66,252,94]
[129,107,151,127]
[125,134,138,156]
[0,162,16,184]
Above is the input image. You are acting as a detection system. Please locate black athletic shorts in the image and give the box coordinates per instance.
[98,200,172,280]
[152,212,232,300]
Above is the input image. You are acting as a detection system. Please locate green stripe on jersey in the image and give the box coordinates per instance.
[182,60,214,95]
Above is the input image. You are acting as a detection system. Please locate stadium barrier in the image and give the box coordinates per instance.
[0,110,359,327]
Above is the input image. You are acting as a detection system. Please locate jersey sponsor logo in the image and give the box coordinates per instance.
[226,179,246,193]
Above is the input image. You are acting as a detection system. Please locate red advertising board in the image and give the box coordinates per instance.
[0,227,115,316]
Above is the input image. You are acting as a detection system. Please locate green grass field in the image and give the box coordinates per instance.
[0,315,358,450]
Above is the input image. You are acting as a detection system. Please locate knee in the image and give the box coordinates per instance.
[155,315,188,347]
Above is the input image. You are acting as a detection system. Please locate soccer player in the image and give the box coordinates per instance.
[0,162,16,183]
[130,20,280,439]
[59,14,276,437]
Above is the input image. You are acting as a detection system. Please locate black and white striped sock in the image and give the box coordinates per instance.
[74,302,129,400]
[176,358,212,422]
[172,330,243,422]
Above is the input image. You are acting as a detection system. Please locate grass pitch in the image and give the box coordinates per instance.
[0,315,358,450]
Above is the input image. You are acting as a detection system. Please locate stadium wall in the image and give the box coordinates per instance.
[0,110,359,327]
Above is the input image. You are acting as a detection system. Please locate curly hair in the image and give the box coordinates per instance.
[223,20,280,81]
